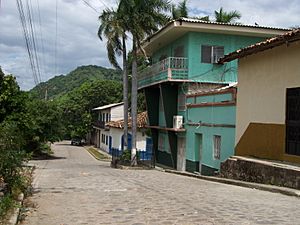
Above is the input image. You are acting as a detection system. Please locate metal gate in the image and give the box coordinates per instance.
[286,87,300,156]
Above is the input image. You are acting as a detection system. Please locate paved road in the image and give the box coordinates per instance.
[22,141,300,225]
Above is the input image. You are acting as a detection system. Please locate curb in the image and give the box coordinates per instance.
[84,146,112,162]
[117,165,153,170]
[163,169,300,198]
[7,193,24,225]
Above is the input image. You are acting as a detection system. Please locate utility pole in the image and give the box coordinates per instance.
[45,85,48,100]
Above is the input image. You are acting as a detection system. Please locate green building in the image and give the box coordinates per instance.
[139,18,288,174]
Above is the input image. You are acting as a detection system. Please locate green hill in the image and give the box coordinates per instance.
[30,65,122,99]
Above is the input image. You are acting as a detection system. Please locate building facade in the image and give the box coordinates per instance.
[220,29,300,164]
[106,112,152,160]
[92,102,124,152]
[139,18,289,172]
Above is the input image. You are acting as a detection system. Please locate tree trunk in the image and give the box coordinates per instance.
[131,38,138,166]
[122,35,128,150]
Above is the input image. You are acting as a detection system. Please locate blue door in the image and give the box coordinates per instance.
[121,133,132,150]
[145,137,153,160]
[109,136,112,154]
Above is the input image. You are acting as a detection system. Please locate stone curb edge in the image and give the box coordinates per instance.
[162,169,300,198]
[8,193,24,225]
[84,147,112,162]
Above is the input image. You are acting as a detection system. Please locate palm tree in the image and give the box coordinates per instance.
[98,8,129,151]
[118,0,170,165]
[214,7,241,23]
[172,0,188,19]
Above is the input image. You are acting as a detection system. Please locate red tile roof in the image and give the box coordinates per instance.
[106,112,148,129]
[219,29,300,63]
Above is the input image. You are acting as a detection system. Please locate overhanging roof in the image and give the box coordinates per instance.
[143,18,290,56]
[92,102,123,111]
[219,29,300,63]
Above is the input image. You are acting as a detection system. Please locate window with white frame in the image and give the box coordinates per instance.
[201,45,224,64]
[213,135,221,160]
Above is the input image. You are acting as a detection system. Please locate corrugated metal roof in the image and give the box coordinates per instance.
[178,17,291,31]
[106,112,148,129]
[219,28,300,63]
[92,102,123,111]
[144,17,291,43]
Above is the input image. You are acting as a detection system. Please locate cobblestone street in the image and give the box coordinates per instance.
[22,141,300,225]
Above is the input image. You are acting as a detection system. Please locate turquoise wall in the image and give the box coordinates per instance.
[186,126,235,170]
[152,35,188,63]
[185,91,236,171]
[152,32,264,83]
[148,30,264,170]
[187,32,264,83]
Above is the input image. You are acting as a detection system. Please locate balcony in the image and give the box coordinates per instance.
[93,121,106,129]
[138,57,188,89]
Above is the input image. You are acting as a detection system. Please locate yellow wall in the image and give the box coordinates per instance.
[235,40,300,163]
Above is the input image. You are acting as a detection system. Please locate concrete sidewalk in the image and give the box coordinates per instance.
[161,168,300,198]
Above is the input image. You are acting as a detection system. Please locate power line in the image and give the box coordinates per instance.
[81,0,100,13]
[36,0,46,82]
[16,0,39,85]
[16,0,44,86]
[55,0,58,76]
[26,0,42,83]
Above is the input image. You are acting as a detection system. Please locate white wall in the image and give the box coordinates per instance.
[110,105,124,121]
[100,130,110,152]
[109,127,149,151]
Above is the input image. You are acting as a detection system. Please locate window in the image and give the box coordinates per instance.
[106,136,108,145]
[213,135,221,160]
[101,134,105,143]
[106,113,109,122]
[201,45,224,64]
[102,113,105,122]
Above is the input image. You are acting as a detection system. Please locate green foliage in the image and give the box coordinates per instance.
[0,121,28,193]
[172,0,188,19]
[214,7,241,23]
[57,79,123,138]
[0,72,22,124]
[29,65,122,99]
[0,194,14,219]
[120,150,131,162]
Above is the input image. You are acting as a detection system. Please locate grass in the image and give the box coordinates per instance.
[86,147,111,161]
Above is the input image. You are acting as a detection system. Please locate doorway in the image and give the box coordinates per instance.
[195,133,203,173]
[286,87,300,156]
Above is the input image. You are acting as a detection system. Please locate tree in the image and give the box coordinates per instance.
[118,0,170,165]
[214,7,241,23]
[172,0,188,19]
[0,68,22,123]
[58,79,123,139]
[98,8,129,151]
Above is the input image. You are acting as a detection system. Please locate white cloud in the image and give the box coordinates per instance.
[1,0,300,90]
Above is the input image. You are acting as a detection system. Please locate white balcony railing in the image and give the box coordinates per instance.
[138,57,188,88]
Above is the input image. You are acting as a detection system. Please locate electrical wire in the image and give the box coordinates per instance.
[16,0,39,85]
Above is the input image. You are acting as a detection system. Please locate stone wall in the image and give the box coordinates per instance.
[220,156,300,190]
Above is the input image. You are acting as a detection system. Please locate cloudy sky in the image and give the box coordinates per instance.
[1,0,300,90]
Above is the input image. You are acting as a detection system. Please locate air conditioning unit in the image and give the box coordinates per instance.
[173,115,183,129]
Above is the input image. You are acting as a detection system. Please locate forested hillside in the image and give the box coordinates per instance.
[29,65,122,99]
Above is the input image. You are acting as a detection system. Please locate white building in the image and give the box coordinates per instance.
[107,112,152,160]
[92,102,124,152]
